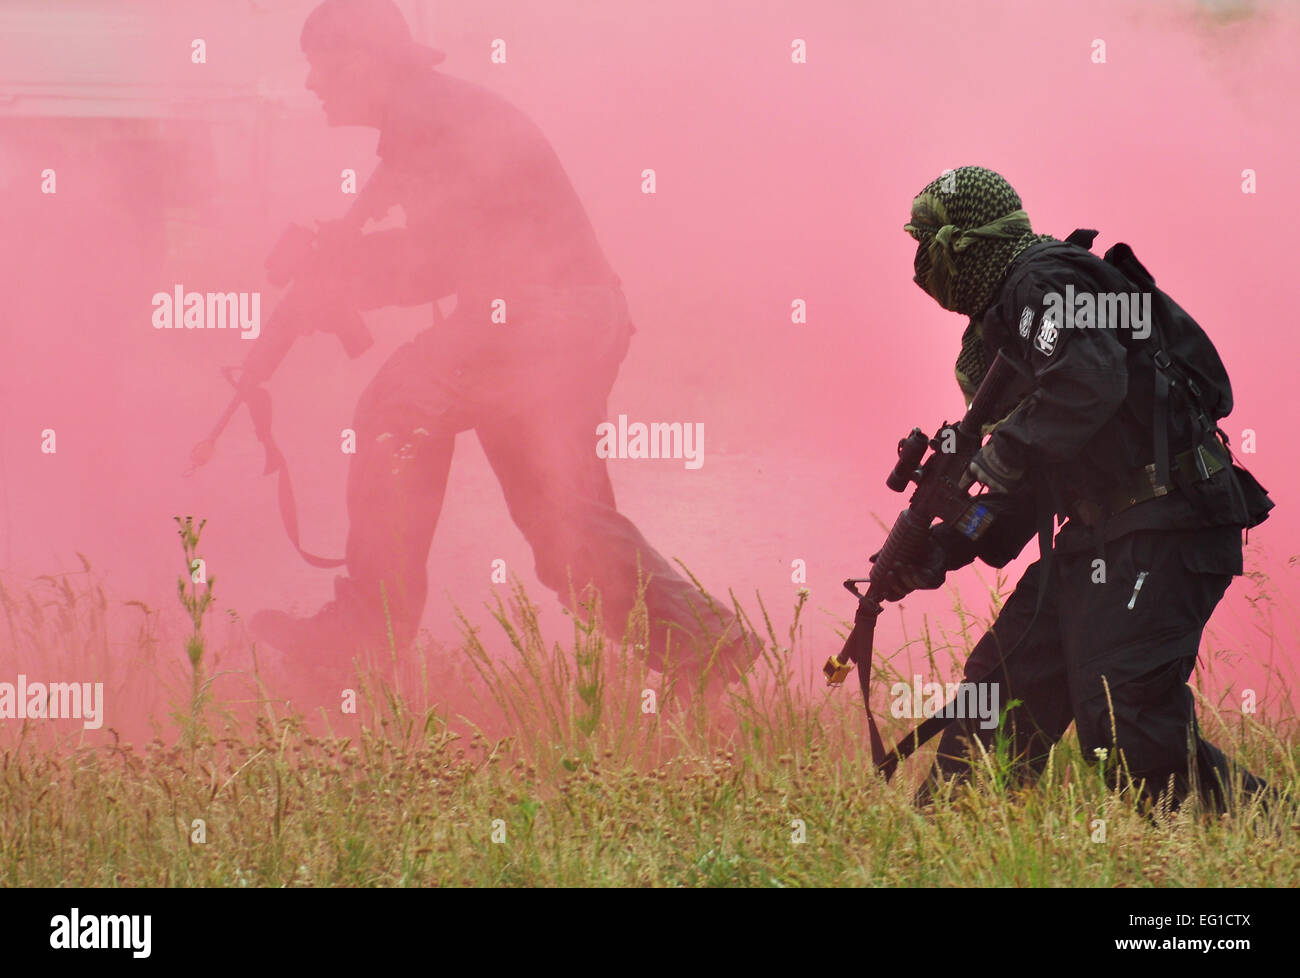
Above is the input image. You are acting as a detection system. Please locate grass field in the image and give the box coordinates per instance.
[1,520,1296,888]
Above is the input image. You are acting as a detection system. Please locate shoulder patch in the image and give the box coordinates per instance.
[1018,306,1034,338]
[1034,310,1060,357]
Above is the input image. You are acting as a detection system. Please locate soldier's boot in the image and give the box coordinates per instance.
[664,610,763,707]
[251,576,411,697]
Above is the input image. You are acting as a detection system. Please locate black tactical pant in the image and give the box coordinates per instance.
[928,523,1267,811]
[342,285,719,667]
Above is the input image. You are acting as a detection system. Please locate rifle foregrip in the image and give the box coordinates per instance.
[265,224,317,288]
[869,509,931,586]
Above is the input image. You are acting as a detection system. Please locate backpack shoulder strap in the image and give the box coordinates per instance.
[1064,228,1099,250]
[1101,240,1220,488]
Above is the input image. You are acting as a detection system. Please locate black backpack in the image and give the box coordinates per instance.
[1064,228,1236,493]
[1067,228,1273,530]
[1101,240,1231,417]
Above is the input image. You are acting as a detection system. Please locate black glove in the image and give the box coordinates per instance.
[959,439,1025,495]
[869,531,948,602]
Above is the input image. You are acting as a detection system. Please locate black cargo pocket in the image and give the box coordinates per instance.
[1127,654,1193,701]
[1178,527,1243,578]
[1229,463,1275,528]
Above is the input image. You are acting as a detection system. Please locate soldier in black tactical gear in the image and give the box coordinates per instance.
[890,165,1274,813]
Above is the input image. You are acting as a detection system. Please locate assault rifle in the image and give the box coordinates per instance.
[823,349,1032,779]
[184,224,372,473]
[182,222,374,567]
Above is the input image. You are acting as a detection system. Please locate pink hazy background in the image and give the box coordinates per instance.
[1,0,1297,741]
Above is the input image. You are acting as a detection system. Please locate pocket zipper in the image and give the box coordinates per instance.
[1126,570,1149,611]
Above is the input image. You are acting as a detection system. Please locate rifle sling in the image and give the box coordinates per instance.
[242,381,347,570]
[851,600,888,767]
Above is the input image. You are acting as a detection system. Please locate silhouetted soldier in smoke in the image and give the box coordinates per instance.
[250,0,755,697]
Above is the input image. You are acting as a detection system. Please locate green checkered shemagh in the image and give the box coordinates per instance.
[904,165,1054,398]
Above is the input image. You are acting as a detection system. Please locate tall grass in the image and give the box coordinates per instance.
[0,523,1295,887]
